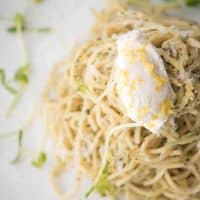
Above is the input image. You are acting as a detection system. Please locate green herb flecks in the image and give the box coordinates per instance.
[77,80,89,93]
[36,27,51,32]
[7,13,26,33]
[85,166,114,198]
[34,0,45,4]
[15,13,26,30]
[5,13,30,115]
[7,26,52,33]
[6,64,30,115]
[14,64,30,85]
[0,68,17,94]
[11,129,23,164]
[185,0,200,6]
[7,26,26,33]
[164,0,200,6]
[7,12,51,34]
[32,151,47,168]
[7,85,25,116]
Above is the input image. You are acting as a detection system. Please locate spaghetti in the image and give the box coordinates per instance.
[43,1,200,199]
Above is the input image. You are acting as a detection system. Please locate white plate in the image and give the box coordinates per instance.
[0,1,199,200]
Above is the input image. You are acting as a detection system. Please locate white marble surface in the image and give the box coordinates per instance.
[0,1,199,200]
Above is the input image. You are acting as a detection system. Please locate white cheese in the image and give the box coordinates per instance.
[115,30,175,134]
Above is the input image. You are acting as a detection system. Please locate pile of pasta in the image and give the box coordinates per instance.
[43,1,200,199]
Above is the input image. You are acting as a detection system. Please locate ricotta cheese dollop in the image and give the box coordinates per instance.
[116,30,175,134]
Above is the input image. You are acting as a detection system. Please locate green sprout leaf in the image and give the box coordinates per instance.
[77,80,89,93]
[6,64,30,115]
[5,13,31,115]
[14,64,30,85]
[15,13,25,30]
[185,0,200,6]
[37,27,51,32]
[32,151,47,168]
[7,26,26,33]
[0,69,6,84]
[7,13,50,33]
[6,85,25,116]
[11,129,23,164]
[7,13,26,33]
[7,26,17,33]
[34,0,45,4]
[85,167,114,198]
[164,0,200,6]
[0,68,17,94]
[7,26,51,33]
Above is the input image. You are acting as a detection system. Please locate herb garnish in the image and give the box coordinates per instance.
[34,0,45,4]
[0,68,17,94]
[7,13,51,34]
[7,26,25,33]
[6,13,27,34]
[5,13,30,115]
[85,166,114,198]
[3,11,51,113]
[36,27,51,32]
[7,26,51,33]
[32,151,47,168]
[11,129,23,164]
[77,80,89,93]
[14,64,30,85]
[6,64,30,115]
[164,0,200,6]
[185,0,200,6]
